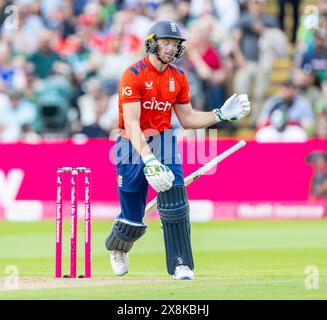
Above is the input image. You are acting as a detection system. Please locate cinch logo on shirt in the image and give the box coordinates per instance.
[143,98,172,111]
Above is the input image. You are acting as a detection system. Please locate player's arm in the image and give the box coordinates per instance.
[174,94,251,129]
[173,103,217,129]
[119,69,154,159]
[123,101,152,159]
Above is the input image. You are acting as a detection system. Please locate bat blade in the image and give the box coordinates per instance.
[144,140,246,218]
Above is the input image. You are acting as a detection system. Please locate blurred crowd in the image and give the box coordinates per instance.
[0,0,326,142]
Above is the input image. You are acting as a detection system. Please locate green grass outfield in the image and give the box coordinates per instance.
[0,219,326,299]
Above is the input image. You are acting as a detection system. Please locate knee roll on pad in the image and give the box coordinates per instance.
[105,218,147,253]
[157,185,194,275]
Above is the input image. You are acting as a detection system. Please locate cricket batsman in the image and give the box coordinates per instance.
[105,20,250,280]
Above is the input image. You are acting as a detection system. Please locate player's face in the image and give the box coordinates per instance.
[157,38,180,63]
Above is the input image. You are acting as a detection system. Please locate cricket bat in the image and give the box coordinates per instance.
[144,140,246,217]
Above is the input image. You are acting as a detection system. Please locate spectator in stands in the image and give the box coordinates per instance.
[189,0,216,18]
[65,30,102,84]
[40,0,66,22]
[28,29,62,79]
[20,123,41,143]
[258,27,289,73]
[99,0,119,27]
[306,151,327,201]
[97,9,145,84]
[189,0,240,32]
[292,68,321,107]
[319,0,327,13]
[122,0,153,42]
[0,42,27,90]
[82,1,106,32]
[175,0,192,27]
[106,10,143,54]
[257,80,315,134]
[79,93,110,138]
[77,77,103,128]
[255,107,307,142]
[46,1,76,38]
[278,0,301,44]
[187,13,228,50]
[186,18,227,112]
[0,89,37,142]
[3,0,324,139]
[23,62,39,103]
[99,91,119,135]
[314,80,327,138]
[232,0,278,124]
[301,29,327,86]
[72,0,89,16]
[214,0,241,32]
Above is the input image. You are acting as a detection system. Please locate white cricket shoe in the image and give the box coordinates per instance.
[173,265,195,280]
[110,250,128,276]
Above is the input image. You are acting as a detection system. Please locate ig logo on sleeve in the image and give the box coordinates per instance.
[122,87,132,96]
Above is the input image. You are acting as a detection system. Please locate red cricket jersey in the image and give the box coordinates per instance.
[118,56,190,137]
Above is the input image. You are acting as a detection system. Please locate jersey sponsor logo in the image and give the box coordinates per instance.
[169,78,175,92]
[122,86,132,96]
[145,81,153,89]
[143,97,172,111]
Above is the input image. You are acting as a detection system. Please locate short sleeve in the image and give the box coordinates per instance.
[176,74,190,105]
[119,69,141,104]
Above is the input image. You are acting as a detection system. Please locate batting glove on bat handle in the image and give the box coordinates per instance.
[143,154,175,193]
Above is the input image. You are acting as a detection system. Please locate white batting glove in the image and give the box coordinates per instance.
[213,94,251,121]
[143,155,175,193]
